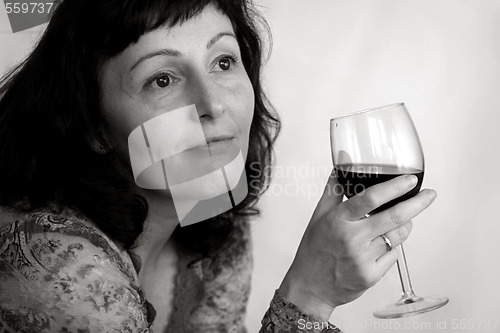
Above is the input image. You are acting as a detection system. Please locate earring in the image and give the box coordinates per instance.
[97,140,110,153]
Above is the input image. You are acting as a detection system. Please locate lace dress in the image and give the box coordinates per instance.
[0,208,342,332]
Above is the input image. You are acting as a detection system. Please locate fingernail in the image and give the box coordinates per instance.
[405,175,418,186]
[428,190,437,201]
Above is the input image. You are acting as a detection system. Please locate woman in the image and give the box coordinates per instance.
[0,0,436,332]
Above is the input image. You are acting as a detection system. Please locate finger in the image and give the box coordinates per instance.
[369,220,413,260]
[374,247,399,276]
[383,220,413,249]
[340,175,419,221]
[313,170,345,217]
[369,189,436,236]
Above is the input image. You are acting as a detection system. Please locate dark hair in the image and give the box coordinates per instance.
[0,0,280,259]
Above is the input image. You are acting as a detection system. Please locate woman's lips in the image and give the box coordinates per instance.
[206,135,234,143]
[162,138,240,185]
[207,137,234,150]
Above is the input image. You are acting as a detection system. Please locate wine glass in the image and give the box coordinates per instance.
[329,103,448,318]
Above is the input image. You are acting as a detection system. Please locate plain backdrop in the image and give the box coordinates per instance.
[1,1,499,332]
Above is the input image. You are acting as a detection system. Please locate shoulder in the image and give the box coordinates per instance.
[0,207,151,332]
[168,219,253,332]
[204,219,254,308]
[208,218,253,277]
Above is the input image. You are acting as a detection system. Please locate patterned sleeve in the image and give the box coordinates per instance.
[0,212,152,333]
[260,290,343,333]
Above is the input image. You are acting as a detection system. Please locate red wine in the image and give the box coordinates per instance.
[334,164,424,214]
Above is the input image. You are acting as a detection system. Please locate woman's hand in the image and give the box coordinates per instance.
[278,172,437,321]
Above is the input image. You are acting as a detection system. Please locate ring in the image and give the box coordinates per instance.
[381,234,392,252]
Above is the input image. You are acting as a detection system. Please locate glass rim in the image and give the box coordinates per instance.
[330,102,404,121]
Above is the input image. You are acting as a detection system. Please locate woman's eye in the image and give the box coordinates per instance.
[145,73,176,90]
[154,74,170,88]
[219,58,231,71]
[214,55,238,72]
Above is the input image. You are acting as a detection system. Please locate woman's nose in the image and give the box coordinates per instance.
[189,75,225,120]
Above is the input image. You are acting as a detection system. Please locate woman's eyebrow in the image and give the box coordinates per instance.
[206,32,236,49]
[129,49,182,73]
[129,31,236,73]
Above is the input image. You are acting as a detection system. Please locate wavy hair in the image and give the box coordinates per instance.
[0,0,280,259]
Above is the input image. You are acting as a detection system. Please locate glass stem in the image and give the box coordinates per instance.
[395,244,417,300]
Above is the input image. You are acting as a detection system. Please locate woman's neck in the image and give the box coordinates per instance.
[130,190,179,272]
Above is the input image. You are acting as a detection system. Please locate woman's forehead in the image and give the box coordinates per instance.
[130,4,234,55]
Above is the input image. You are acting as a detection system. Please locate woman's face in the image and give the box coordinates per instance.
[99,4,255,181]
